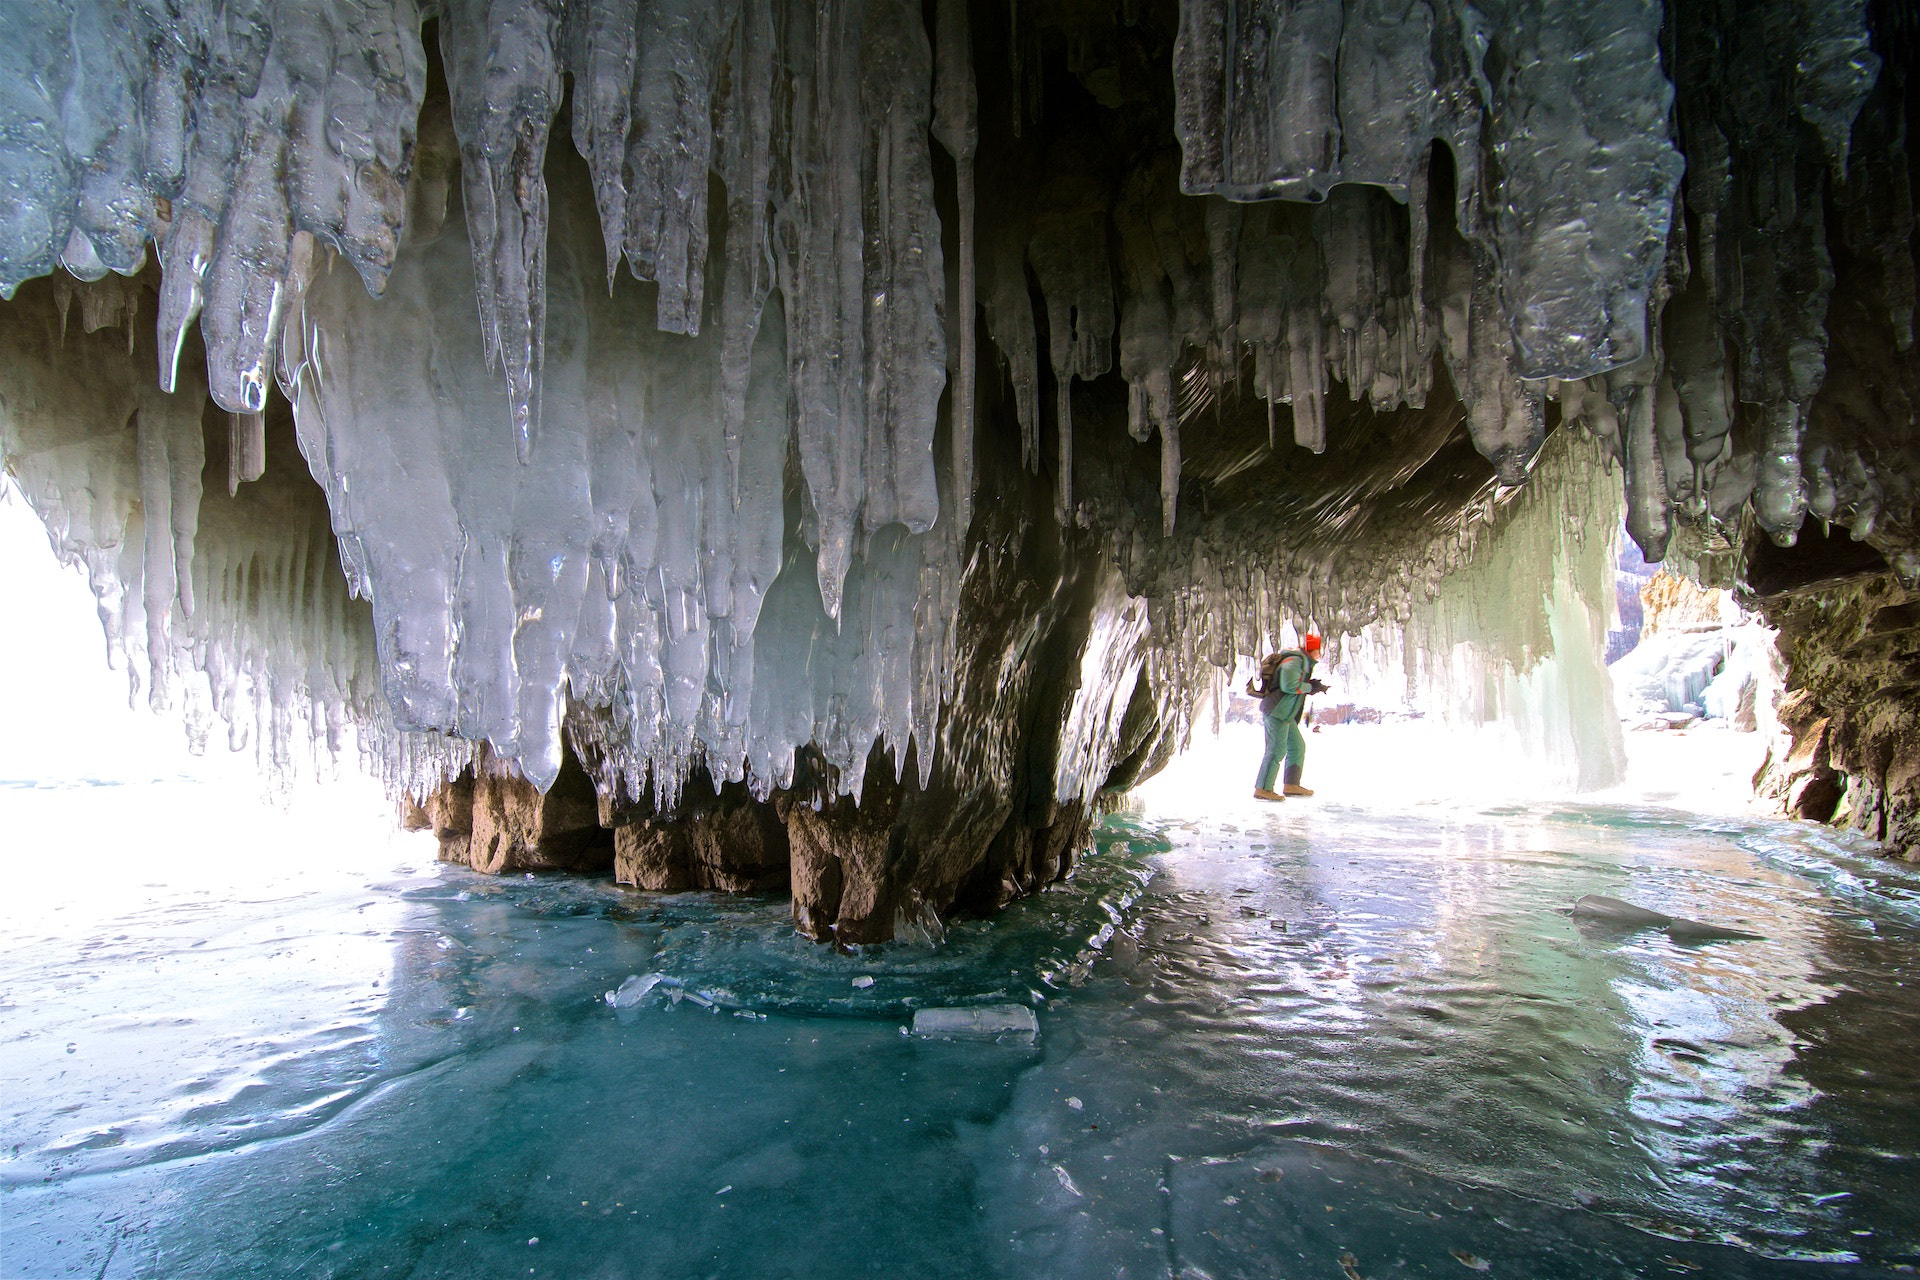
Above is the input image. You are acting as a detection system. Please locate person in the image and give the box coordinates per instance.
[1248,634,1328,801]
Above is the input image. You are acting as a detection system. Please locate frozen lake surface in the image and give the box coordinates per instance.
[5,747,1920,1278]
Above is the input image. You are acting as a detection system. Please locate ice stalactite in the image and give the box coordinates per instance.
[1663,281,1738,523]
[982,232,1042,473]
[1477,0,1682,380]
[0,272,413,787]
[441,0,563,461]
[1668,0,1878,549]
[567,0,737,335]
[228,412,266,495]
[1028,186,1114,521]
[135,381,206,707]
[1112,161,1192,535]
[1173,0,1680,486]
[713,0,776,505]
[282,134,957,804]
[932,0,978,534]
[149,0,423,413]
[1,0,966,808]
[1612,366,1673,564]
[1172,0,1345,203]
[778,0,947,619]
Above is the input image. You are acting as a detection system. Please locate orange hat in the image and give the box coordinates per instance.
[1302,634,1323,653]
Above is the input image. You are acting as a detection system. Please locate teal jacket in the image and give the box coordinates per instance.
[1253,650,1315,723]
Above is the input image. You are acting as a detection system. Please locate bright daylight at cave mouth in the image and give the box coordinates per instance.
[3,2,1920,1277]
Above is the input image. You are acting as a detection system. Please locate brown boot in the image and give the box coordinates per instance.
[1252,788,1284,801]
[1283,783,1314,797]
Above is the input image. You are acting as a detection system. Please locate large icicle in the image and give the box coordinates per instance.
[779,0,872,618]
[713,0,777,502]
[857,0,946,536]
[1173,0,1345,202]
[440,0,563,460]
[134,381,206,705]
[778,0,945,617]
[568,0,642,286]
[1478,0,1683,380]
[932,0,979,534]
[616,0,738,334]
[1029,189,1114,520]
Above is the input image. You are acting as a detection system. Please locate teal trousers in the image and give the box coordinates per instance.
[1256,711,1306,791]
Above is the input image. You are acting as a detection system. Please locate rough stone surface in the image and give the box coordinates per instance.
[425,770,477,868]
[1640,573,1728,635]
[1748,565,1920,858]
[613,776,789,893]
[434,745,612,875]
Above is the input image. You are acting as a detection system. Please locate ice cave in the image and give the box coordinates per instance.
[3,1,1920,1276]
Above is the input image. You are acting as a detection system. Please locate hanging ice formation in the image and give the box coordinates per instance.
[0,0,1912,827]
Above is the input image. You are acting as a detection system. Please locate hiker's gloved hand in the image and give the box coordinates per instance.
[1306,678,1330,695]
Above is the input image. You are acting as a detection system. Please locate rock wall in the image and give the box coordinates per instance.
[1748,553,1920,858]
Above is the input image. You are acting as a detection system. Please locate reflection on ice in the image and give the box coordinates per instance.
[5,728,1920,1276]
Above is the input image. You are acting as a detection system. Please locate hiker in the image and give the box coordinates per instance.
[1249,635,1328,801]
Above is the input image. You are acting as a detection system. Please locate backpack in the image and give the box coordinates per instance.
[1247,649,1305,697]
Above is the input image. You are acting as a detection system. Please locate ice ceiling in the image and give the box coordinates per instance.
[0,0,1913,813]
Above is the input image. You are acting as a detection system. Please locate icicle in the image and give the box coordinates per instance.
[1056,379,1074,521]
[932,0,978,534]
[200,103,295,415]
[618,0,737,334]
[1610,375,1671,562]
[440,0,564,462]
[1173,0,1343,201]
[714,0,776,504]
[229,411,266,495]
[778,0,867,619]
[856,0,945,536]
[984,244,1041,471]
[166,388,206,623]
[136,387,206,708]
[1286,303,1326,454]
[1792,0,1879,182]
[1206,197,1239,356]
[157,211,215,393]
[1461,270,1544,484]
[1030,201,1112,521]
[570,0,641,287]
[1478,0,1682,380]
[1753,401,1809,546]
[1160,414,1181,537]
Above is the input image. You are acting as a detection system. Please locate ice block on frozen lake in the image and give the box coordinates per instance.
[910,1005,1038,1041]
